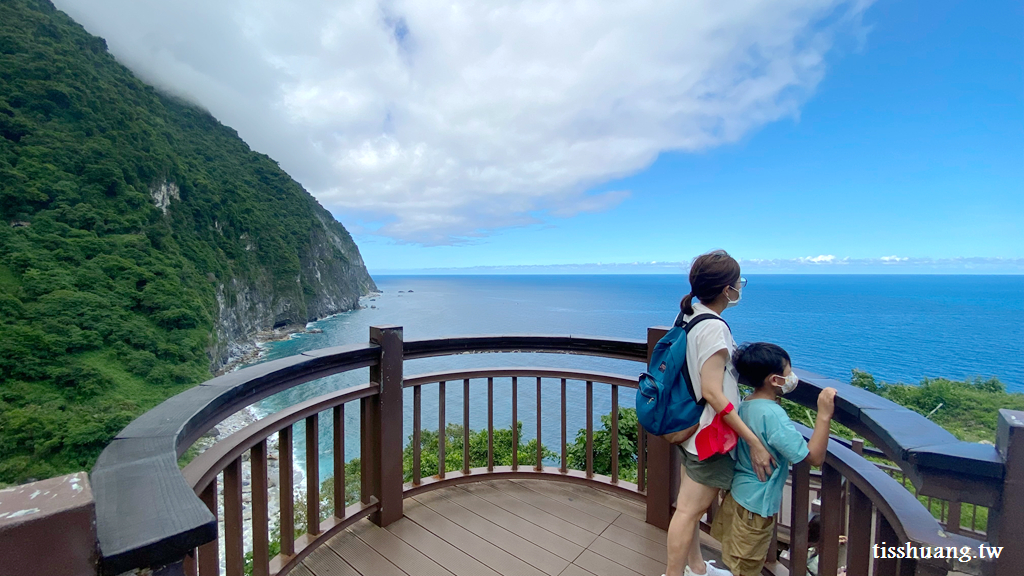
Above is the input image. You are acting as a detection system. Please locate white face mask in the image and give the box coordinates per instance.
[776,372,799,394]
[726,286,742,308]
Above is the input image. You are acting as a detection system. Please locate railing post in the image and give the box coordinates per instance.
[0,473,98,576]
[992,409,1024,576]
[875,514,898,575]
[789,461,811,576]
[818,461,843,576]
[366,325,404,526]
[645,326,677,530]
[846,483,872,576]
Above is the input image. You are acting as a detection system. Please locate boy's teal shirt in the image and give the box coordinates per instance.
[731,398,810,518]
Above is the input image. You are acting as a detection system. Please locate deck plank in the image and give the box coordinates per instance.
[350,519,456,576]
[557,565,599,576]
[608,511,722,562]
[459,483,599,547]
[510,480,621,523]
[325,525,409,576]
[437,485,585,561]
[385,511,503,576]
[291,564,318,576]
[486,480,610,533]
[416,489,570,575]
[282,480,698,576]
[520,480,647,521]
[586,536,665,575]
[571,549,646,576]
[599,523,667,563]
[611,511,668,544]
[405,497,550,576]
[302,544,361,576]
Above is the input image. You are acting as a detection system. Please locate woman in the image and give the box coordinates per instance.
[664,250,775,576]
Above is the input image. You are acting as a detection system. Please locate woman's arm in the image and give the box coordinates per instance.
[700,349,775,481]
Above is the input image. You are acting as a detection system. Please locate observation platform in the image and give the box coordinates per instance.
[1,326,1020,576]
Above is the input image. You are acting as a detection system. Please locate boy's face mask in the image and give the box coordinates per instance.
[774,372,799,394]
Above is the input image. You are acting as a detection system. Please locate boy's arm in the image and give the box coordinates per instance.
[805,388,837,467]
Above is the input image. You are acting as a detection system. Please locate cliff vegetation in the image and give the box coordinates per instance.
[0,0,375,484]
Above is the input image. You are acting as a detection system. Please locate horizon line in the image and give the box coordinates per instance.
[368,257,1024,275]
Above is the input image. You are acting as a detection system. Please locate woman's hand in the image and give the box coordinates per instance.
[748,439,776,482]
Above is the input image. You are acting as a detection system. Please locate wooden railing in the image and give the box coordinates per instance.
[400,368,641,494]
[88,325,1024,576]
[182,383,382,576]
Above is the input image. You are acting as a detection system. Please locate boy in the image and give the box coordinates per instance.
[710,343,837,576]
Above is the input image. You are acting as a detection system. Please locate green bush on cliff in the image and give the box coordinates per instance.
[849,369,1022,443]
[0,0,369,484]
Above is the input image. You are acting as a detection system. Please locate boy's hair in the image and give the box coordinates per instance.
[808,514,821,545]
[733,342,791,388]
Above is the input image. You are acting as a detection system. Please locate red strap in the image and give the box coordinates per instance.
[719,402,735,416]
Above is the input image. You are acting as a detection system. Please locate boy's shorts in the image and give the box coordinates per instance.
[679,446,734,491]
[710,491,775,576]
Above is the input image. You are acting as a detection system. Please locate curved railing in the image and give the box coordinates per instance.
[400,367,641,496]
[88,325,1016,576]
[182,383,381,576]
[759,427,989,576]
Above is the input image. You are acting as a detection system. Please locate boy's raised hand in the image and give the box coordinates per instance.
[806,387,838,467]
[817,387,837,420]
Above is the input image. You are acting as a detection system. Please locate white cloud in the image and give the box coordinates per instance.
[799,254,837,263]
[880,255,908,262]
[53,0,871,245]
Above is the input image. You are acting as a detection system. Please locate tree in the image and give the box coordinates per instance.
[567,407,640,482]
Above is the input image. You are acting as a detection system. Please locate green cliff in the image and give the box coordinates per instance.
[0,0,376,483]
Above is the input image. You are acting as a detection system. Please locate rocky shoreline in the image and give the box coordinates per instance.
[213,292,383,376]
[211,326,302,377]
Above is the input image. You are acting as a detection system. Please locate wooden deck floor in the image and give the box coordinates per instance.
[291,479,723,576]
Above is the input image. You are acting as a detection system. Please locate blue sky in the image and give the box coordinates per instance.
[60,0,1022,273]
[355,0,1022,273]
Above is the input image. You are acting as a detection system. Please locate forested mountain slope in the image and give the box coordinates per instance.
[0,0,376,483]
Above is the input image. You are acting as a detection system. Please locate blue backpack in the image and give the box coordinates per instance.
[636,312,725,438]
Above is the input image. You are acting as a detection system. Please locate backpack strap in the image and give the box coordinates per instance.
[684,313,728,333]
[673,310,686,327]
[679,313,729,406]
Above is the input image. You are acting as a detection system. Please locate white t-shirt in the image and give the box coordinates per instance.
[679,302,740,456]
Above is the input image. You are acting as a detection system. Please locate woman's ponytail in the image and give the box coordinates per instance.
[680,293,696,316]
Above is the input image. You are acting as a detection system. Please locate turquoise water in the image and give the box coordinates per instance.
[250,274,1024,482]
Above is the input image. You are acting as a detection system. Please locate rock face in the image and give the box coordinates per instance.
[210,209,376,372]
[149,181,180,215]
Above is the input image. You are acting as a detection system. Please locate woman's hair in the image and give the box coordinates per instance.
[680,249,741,315]
[733,342,791,388]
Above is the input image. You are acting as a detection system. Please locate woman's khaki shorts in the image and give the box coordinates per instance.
[710,491,775,576]
[679,447,734,491]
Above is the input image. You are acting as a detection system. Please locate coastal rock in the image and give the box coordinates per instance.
[208,211,376,372]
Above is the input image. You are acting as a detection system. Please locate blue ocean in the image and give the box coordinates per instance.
[252,275,1024,482]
